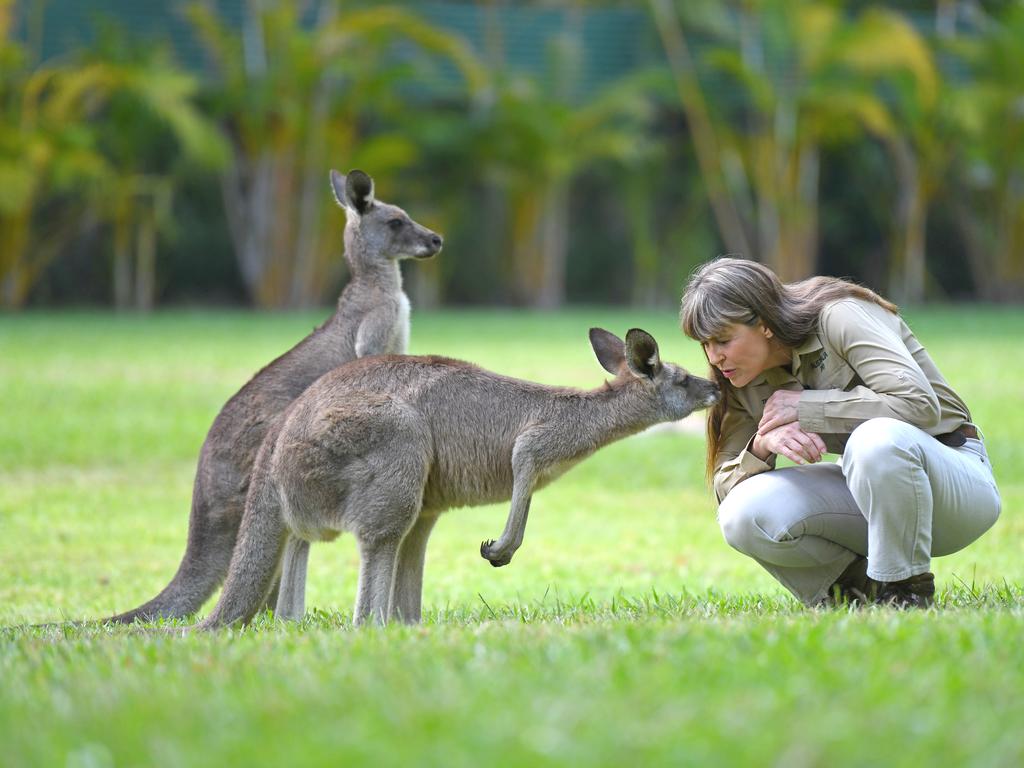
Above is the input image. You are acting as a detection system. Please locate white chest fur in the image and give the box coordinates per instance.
[391,292,411,353]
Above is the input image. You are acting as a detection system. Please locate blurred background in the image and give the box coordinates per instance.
[2,0,1022,312]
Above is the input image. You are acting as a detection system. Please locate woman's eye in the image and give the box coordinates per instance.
[388,218,404,230]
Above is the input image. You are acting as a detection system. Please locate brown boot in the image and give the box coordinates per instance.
[872,572,935,609]
[820,556,871,607]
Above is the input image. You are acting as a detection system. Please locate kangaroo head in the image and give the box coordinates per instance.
[330,169,443,270]
[589,327,720,419]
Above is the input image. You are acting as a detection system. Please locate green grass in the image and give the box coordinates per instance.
[1,307,1022,766]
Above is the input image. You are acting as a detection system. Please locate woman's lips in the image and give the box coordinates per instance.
[721,368,736,379]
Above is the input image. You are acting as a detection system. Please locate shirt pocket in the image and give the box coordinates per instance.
[809,354,858,392]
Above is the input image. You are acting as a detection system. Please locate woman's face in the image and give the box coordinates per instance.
[702,322,786,388]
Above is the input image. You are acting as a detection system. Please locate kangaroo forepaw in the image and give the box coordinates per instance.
[480,539,513,568]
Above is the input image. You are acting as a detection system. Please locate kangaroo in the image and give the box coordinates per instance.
[194,328,720,630]
[107,169,442,624]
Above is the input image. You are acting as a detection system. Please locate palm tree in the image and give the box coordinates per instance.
[184,0,485,308]
[827,8,941,303]
[0,0,106,309]
[84,23,228,310]
[0,2,225,310]
[458,9,660,308]
[945,3,1024,302]
[650,0,938,286]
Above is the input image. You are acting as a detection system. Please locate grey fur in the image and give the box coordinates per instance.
[107,169,442,624]
[195,328,720,629]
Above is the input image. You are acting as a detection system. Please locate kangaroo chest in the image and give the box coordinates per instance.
[390,293,411,352]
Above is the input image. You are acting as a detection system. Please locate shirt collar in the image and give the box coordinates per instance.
[790,334,823,377]
[750,334,823,387]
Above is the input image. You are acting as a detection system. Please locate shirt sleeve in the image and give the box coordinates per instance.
[713,391,776,503]
[797,300,941,435]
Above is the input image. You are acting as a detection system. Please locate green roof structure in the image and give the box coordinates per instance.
[18,1,657,102]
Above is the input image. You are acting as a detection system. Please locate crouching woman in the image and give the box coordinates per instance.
[680,258,1001,607]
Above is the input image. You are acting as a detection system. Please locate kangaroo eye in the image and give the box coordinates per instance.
[388,218,405,230]
[678,375,690,386]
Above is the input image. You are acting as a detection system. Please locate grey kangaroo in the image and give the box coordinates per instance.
[195,328,720,629]
[108,169,442,624]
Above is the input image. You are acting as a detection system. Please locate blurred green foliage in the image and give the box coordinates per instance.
[2,0,1022,310]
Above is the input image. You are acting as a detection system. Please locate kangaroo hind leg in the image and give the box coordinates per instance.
[198,477,288,630]
[351,482,427,626]
[275,536,311,621]
[392,514,439,624]
[351,435,430,625]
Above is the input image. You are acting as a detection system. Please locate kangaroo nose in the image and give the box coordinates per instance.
[431,234,443,249]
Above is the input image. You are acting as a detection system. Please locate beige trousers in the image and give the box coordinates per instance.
[716,417,1001,605]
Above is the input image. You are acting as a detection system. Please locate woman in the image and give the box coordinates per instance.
[680,257,1000,607]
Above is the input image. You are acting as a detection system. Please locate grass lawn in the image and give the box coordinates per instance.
[1,306,1022,766]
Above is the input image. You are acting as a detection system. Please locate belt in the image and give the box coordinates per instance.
[935,424,979,448]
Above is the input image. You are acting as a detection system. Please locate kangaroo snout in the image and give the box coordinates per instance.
[702,379,722,406]
[688,375,720,412]
[416,232,443,259]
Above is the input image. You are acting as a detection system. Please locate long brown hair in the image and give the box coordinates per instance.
[679,257,898,485]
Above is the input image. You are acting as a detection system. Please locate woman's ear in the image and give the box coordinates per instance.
[760,323,774,340]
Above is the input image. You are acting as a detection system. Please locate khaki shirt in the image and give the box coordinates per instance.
[714,298,972,502]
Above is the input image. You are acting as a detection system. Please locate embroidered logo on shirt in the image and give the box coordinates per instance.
[809,350,828,371]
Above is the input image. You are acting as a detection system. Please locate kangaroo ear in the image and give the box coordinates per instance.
[329,170,347,209]
[624,328,662,379]
[330,169,375,215]
[590,328,625,374]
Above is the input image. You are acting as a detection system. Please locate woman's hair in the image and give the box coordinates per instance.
[679,257,898,485]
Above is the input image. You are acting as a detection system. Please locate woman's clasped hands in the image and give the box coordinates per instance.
[753,389,827,465]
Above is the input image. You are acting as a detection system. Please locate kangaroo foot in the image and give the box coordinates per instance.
[480,539,514,567]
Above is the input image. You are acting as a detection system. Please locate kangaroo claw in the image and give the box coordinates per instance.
[480,539,512,568]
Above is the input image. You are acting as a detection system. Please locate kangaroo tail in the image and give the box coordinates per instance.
[104,504,239,625]
[196,474,288,630]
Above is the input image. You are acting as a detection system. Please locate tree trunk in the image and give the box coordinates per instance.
[0,214,31,309]
[888,137,927,303]
[993,177,1024,301]
[780,141,820,282]
[626,173,659,306]
[113,210,132,311]
[537,179,569,309]
[1,208,84,310]
[936,0,957,38]
[902,189,927,304]
[509,189,543,305]
[135,207,156,312]
[289,95,329,308]
[650,0,753,258]
[222,149,279,307]
[952,199,996,300]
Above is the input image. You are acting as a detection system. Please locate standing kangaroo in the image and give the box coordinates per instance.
[107,169,442,624]
[195,328,720,629]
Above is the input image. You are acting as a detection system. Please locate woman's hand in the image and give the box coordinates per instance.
[752,423,827,465]
[758,389,802,434]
